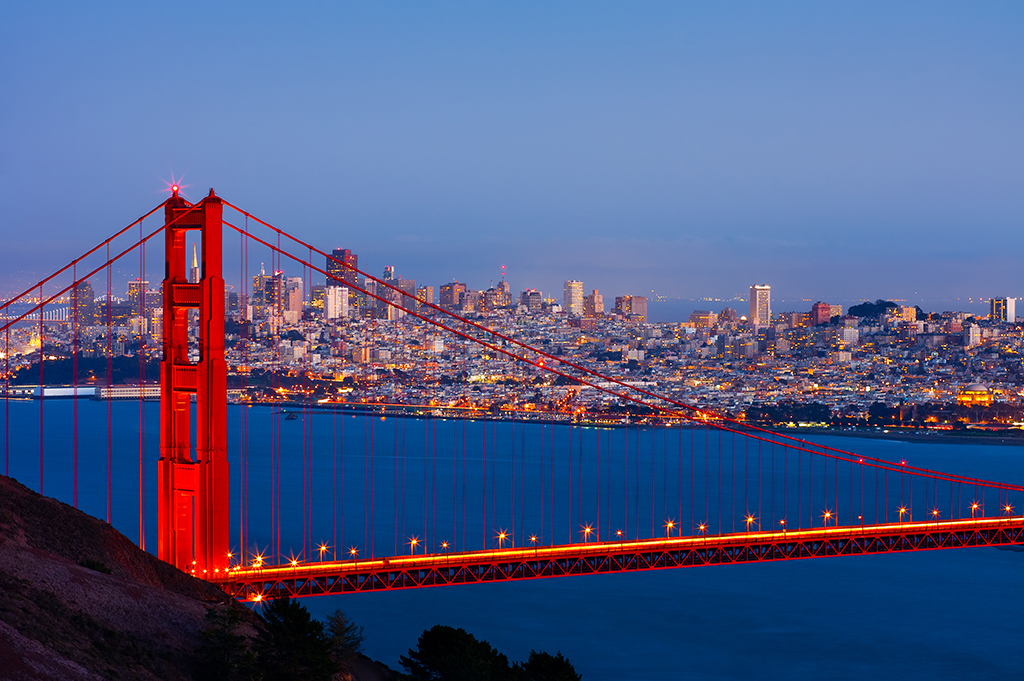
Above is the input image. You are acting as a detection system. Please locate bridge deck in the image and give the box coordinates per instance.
[209,516,1024,601]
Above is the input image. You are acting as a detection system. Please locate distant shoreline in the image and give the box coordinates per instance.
[775,426,1024,447]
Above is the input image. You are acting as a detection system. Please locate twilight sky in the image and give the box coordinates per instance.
[1,2,1022,307]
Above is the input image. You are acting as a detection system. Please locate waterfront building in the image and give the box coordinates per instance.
[957,383,993,406]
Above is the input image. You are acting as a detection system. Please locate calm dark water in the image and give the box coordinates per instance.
[3,401,1022,680]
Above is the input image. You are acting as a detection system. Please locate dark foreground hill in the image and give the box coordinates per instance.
[0,473,245,680]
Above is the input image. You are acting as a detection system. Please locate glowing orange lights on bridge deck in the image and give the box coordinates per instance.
[214,514,1024,601]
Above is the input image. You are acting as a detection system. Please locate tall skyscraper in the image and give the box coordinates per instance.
[328,248,360,315]
[584,289,604,317]
[73,280,95,325]
[749,285,771,326]
[563,280,584,316]
[991,297,1016,323]
[417,286,434,306]
[189,244,200,284]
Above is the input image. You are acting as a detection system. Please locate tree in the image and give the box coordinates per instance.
[326,609,366,664]
[400,625,515,681]
[195,606,258,681]
[515,651,582,681]
[256,597,337,681]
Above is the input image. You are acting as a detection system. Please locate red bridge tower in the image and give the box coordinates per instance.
[158,188,229,576]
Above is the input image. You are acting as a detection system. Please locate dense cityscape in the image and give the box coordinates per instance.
[4,245,1023,434]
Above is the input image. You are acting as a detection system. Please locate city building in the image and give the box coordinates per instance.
[810,301,832,326]
[520,289,543,313]
[957,383,993,407]
[584,289,604,317]
[325,286,348,320]
[417,286,434,307]
[72,280,95,324]
[189,244,200,284]
[991,297,1016,323]
[749,285,771,326]
[563,280,584,316]
[964,323,981,347]
[615,295,647,322]
[440,282,467,311]
[689,310,717,328]
[328,249,360,315]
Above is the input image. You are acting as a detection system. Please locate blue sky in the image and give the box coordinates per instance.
[1,2,1022,306]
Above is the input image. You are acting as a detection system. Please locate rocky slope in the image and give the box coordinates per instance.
[0,474,241,680]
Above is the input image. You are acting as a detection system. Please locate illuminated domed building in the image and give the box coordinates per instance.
[957,383,993,407]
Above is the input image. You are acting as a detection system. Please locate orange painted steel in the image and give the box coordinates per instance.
[157,189,229,576]
[211,516,1024,601]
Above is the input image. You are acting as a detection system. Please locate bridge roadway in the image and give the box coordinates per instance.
[210,515,1024,601]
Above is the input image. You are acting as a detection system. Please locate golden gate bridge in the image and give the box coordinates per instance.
[1,188,1021,603]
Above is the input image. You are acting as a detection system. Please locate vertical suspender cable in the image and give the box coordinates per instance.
[72,265,79,508]
[106,251,112,523]
[139,232,146,550]
[38,284,44,495]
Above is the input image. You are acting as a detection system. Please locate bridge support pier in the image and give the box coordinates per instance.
[158,188,228,577]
